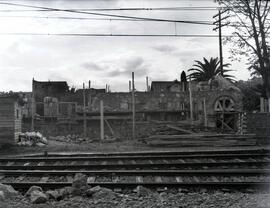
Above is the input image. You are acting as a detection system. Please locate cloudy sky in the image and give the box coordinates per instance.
[0,0,250,92]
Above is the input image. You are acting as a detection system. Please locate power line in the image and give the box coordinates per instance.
[0,15,213,24]
[0,2,214,25]
[0,32,243,38]
[0,7,226,12]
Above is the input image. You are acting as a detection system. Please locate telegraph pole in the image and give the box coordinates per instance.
[83,83,86,139]
[132,72,135,139]
[213,10,229,76]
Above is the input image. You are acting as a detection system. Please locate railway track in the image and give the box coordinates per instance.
[1,149,270,191]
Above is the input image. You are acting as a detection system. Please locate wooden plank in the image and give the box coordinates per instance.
[104,119,115,136]
[166,124,194,134]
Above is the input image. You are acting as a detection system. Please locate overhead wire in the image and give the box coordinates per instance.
[0,15,213,24]
[0,2,215,25]
[0,32,254,38]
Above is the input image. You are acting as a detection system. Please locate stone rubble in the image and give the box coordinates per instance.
[17,132,48,147]
[0,183,269,207]
[0,183,18,199]
[30,190,48,204]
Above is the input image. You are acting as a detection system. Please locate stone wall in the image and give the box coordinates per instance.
[90,89,243,127]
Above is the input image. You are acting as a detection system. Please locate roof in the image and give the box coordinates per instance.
[33,80,68,86]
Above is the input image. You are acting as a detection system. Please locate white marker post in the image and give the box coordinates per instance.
[100,100,104,140]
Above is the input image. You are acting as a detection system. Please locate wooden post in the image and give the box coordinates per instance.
[189,79,193,125]
[260,97,264,112]
[31,78,35,131]
[88,81,91,109]
[83,83,86,139]
[129,81,131,92]
[100,100,104,140]
[132,72,136,139]
[146,76,149,92]
[203,98,207,128]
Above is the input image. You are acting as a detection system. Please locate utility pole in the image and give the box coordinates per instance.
[83,83,86,139]
[213,10,229,76]
[132,72,135,139]
[88,80,91,109]
[146,76,149,92]
[31,78,35,131]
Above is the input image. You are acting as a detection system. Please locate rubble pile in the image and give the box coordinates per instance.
[49,134,91,143]
[17,132,48,147]
[50,134,117,144]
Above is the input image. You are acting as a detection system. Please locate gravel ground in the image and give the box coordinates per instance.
[0,191,270,208]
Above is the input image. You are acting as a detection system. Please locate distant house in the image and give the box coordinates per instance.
[0,96,22,146]
[33,79,69,102]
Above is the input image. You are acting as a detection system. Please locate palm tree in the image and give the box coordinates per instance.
[188,57,235,82]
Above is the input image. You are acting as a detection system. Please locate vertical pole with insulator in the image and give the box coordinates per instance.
[218,10,223,76]
[132,72,136,139]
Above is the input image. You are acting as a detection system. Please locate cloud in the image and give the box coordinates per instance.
[81,62,106,72]
[108,57,149,77]
[152,44,178,54]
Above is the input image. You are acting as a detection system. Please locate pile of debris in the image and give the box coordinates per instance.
[50,134,118,144]
[17,132,48,147]
[49,134,92,143]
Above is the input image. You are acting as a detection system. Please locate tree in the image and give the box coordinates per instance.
[188,57,235,81]
[218,0,270,98]
[235,79,261,112]
[181,71,187,82]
